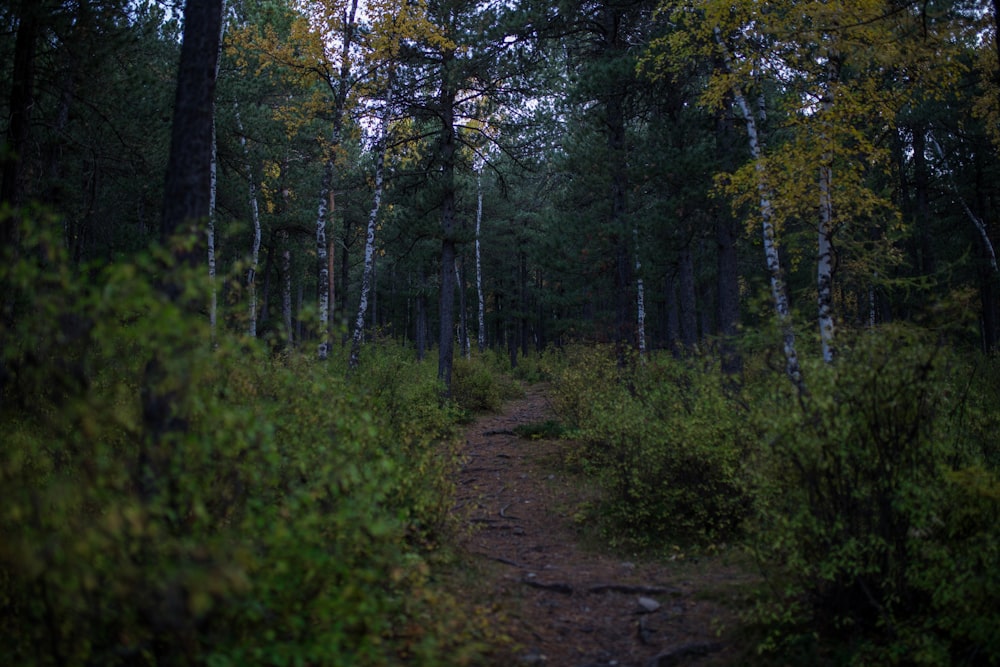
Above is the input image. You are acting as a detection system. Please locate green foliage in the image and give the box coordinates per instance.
[748,327,1000,665]
[0,211,489,666]
[545,335,1000,664]
[450,353,523,416]
[545,345,754,549]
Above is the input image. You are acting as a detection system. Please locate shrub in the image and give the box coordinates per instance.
[546,345,755,549]
[0,213,488,666]
[748,326,1000,665]
[451,354,523,415]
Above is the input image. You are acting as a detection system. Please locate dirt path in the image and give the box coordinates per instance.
[451,385,753,667]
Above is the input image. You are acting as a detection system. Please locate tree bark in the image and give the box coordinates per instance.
[715,28,804,393]
[476,168,487,352]
[416,269,428,361]
[235,106,263,337]
[142,0,223,508]
[350,81,392,370]
[161,0,223,248]
[207,14,225,342]
[316,0,360,360]
[634,226,647,357]
[678,244,698,350]
[437,52,458,396]
[457,257,470,358]
[281,231,293,347]
[817,146,836,363]
[1,0,40,231]
[927,130,998,273]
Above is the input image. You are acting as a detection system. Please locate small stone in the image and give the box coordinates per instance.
[521,649,547,663]
[637,596,661,613]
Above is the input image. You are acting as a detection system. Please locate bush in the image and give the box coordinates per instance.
[0,214,489,666]
[546,345,754,549]
[451,354,523,415]
[748,327,1000,665]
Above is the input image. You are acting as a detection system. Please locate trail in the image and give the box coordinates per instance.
[451,385,751,667]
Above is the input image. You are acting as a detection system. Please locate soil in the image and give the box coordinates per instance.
[449,384,758,667]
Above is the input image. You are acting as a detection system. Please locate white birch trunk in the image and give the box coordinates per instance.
[235,106,262,337]
[817,58,838,364]
[317,0,360,360]
[207,7,226,342]
[715,29,804,391]
[817,79,836,363]
[316,170,331,358]
[475,168,486,352]
[634,225,646,357]
[927,130,999,273]
[349,82,392,370]
[869,272,878,328]
[818,159,835,362]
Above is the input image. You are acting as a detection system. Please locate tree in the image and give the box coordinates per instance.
[142,0,223,499]
[349,77,394,369]
[393,0,537,393]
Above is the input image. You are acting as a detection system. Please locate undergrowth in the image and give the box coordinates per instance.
[545,336,1000,665]
[0,213,501,666]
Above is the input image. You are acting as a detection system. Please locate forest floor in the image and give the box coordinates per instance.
[445,384,761,667]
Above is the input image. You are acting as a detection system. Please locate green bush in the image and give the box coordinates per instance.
[546,345,754,549]
[0,213,489,666]
[450,354,522,415]
[748,327,1000,665]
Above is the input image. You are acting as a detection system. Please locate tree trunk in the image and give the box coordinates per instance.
[281,231,293,347]
[664,271,681,357]
[457,257,470,358]
[715,110,742,373]
[209,114,219,340]
[928,130,998,273]
[315,0,360,360]
[142,0,223,510]
[161,0,223,248]
[476,169,486,352]
[235,107,263,337]
[1,0,40,236]
[350,83,392,370]
[715,28,804,394]
[608,91,632,362]
[912,125,935,276]
[437,52,458,396]
[416,270,428,361]
[817,155,836,363]
[207,15,225,342]
[679,244,698,350]
[634,226,647,357]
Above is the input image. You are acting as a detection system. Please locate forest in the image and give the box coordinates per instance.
[1,0,999,665]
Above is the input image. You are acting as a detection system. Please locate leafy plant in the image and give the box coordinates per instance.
[546,345,755,549]
[748,326,1000,665]
[0,211,491,666]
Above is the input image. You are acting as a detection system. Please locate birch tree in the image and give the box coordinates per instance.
[711,27,804,391]
[646,0,966,386]
[298,0,361,360]
[349,79,394,370]
[235,105,263,337]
